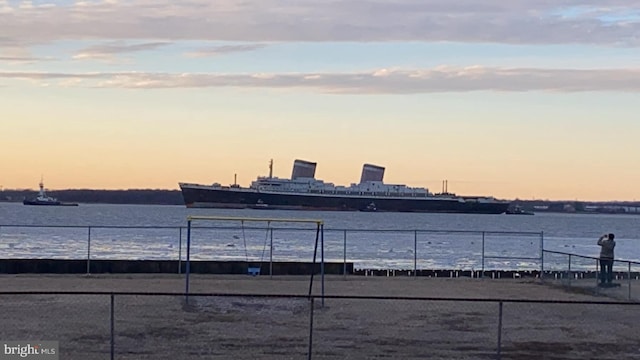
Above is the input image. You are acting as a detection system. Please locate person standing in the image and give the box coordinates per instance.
[597,233,616,286]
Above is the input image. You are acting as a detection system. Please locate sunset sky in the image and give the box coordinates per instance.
[1,0,639,201]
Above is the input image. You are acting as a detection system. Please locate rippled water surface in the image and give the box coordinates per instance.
[1,203,638,270]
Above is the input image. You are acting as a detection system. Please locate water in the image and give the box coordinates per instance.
[1,202,639,270]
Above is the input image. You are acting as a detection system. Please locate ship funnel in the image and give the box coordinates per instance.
[291,159,317,179]
[360,164,385,183]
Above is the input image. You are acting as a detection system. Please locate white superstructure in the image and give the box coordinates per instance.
[248,159,431,197]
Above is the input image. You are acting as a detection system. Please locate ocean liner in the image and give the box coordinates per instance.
[179,160,510,214]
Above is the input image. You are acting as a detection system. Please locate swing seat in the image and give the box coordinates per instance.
[247,266,261,276]
[240,219,269,277]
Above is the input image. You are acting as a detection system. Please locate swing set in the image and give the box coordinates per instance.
[183,215,325,304]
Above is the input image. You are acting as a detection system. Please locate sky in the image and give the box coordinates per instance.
[1,0,639,201]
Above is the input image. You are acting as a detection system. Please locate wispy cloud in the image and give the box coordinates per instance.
[72,41,170,61]
[2,66,640,93]
[185,44,268,58]
[0,45,53,63]
[0,55,50,63]
[0,0,639,46]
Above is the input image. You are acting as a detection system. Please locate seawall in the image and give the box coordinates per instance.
[2,259,639,280]
[0,259,352,275]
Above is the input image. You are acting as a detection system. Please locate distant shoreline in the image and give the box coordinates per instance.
[0,189,183,205]
[1,188,638,214]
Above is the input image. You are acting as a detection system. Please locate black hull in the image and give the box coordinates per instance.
[505,210,534,215]
[23,200,78,206]
[180,185,510,214]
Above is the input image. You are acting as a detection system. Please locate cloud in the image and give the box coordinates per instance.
[0,55,46,63]
[184,44,267,58]
[2,66,640,93]
[0,0,638,46]
[0,45,53,63]
[72,41,170,60]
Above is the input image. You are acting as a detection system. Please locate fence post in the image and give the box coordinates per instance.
[86,226,92,274]
[178,227,182,274]
[270,228,274,279]
[185,220,192,303]
[629,261,632,301]
[343,230,347,280]
[307,297,315,360]
[497,301,503,360]
[567,254,572,287]
[595,259,600,288]
[481,231,485,277]
[414,230,417,278]
[110,293,115,360]
[321,224,325,308]
[539,232,544,282]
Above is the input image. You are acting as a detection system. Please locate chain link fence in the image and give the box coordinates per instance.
[1,292,638,359]
[0,225,544,275]
[542,250,640,301]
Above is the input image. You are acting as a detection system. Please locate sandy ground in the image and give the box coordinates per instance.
[1,274,639,359]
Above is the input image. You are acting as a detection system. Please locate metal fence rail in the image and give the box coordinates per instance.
[542,249,640,301]
[6,224,640,294]
[0,291,638,360]
[0,224,543,273]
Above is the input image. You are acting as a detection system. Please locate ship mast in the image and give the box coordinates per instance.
[39,175,45,197]
[268,159,273,179]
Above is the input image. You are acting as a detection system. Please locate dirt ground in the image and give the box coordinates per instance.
[1,274,639,359]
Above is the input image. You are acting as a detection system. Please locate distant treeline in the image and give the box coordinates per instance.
[0,189,184,205]
[2,189,639,212]
[511,199,640,214]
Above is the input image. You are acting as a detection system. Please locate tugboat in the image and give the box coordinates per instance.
[505,205,534,215]
[360,202,378,212]
[250,199,271,209]
[23,178,78,206]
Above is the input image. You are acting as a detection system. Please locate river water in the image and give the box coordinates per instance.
[1,202,638,271]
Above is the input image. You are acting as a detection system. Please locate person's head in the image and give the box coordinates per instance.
[608,233,615,240]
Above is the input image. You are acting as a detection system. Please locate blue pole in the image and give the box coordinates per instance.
[308,224,320,299]
[185,220,192,302]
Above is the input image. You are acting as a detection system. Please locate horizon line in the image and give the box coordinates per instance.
[1,187,638,204]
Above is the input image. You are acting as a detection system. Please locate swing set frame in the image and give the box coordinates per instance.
[184,215,325,304]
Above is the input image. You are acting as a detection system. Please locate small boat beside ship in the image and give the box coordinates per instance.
[179,159,511,214]
[505,206,534,215]
[23,179,78,206]
[250,199,271,210]
[360,202,378,212]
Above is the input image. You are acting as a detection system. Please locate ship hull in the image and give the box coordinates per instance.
[179,184,509,214]
[23,200,78,206]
